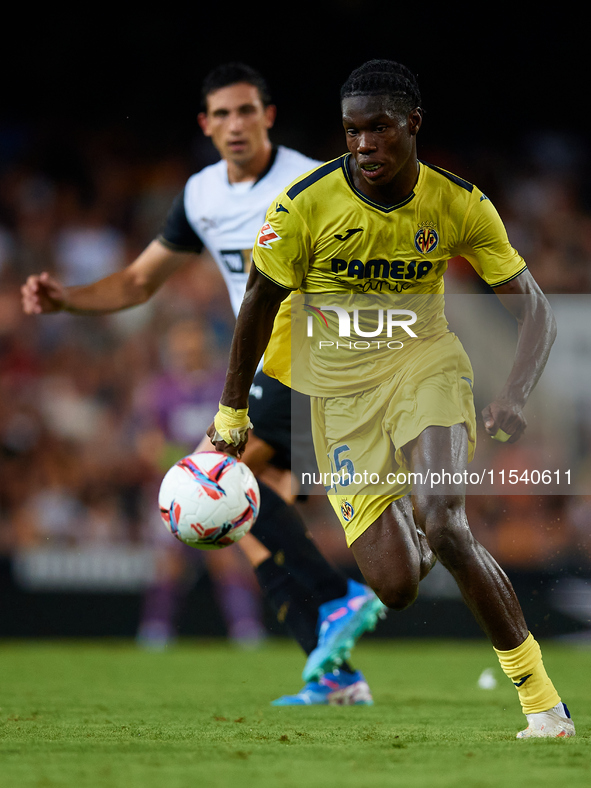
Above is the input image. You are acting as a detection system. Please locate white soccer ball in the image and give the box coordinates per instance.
[158,451,260,550]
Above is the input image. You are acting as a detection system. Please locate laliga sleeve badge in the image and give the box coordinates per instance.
[257,222,281,249]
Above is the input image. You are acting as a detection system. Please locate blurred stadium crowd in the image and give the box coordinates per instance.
[0,118,590,643]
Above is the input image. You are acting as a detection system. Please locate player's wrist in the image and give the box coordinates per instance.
[213,403,252,446]
[492,391,527,416]
[61,285,86,314]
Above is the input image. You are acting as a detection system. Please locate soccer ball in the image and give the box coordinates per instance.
[158,451,260,550]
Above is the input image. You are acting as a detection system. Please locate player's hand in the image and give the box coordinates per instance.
[206,422,247,457]
[21,272,67,314]
[482,399,527,444]
[206,403,252,458]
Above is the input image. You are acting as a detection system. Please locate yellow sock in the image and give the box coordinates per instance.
[494,632,561,715]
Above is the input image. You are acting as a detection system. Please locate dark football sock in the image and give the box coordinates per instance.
[254,556,320,655]
[250,480,349,604]
[254,556,356,672]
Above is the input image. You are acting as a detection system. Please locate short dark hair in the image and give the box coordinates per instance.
[340,60,422,115]
[201,62,272,109]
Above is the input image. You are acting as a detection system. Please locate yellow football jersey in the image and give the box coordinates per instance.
[254,155,526,393]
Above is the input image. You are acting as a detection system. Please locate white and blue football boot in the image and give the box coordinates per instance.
[302,578,386,682]
[516,702,575,738]
[271,669,373,706]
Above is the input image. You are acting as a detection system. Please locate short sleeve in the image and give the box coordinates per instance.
[457,194,527,287]
[252,197,312,291]
[157,190,204,254]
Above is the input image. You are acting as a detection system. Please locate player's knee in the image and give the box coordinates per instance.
[414,494,473,564]
[413,493,463,532]
[373,574,419,611]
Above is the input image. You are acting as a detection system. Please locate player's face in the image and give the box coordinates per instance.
[342,95,422,202]
[199,83,276,166]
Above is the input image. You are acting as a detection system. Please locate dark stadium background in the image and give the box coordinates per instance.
[1,7,590,645]
[5,7,590,166]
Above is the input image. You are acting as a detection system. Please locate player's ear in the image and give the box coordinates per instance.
[264,104,277,130]
[198,112,211,137]
[409,108,422,136]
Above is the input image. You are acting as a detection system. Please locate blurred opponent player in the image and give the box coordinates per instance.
[21,63,386,706]
[207,60,575,738]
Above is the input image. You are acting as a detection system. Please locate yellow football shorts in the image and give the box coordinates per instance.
[310,333,477,546]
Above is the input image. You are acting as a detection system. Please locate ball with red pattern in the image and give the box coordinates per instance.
[158,451,260,550]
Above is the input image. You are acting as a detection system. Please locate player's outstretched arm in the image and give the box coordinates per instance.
[483,269,557,442]
[207,265,290,456]
[20,239,192,316]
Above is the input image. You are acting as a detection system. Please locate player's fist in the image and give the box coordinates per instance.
[206,405,252,458]
[482,400,527,444]
[21,272,66,314]
[206,421,245,458]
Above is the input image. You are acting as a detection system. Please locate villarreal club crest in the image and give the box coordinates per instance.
[414,223,439,255]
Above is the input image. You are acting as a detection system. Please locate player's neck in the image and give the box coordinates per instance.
[351,155,419,206]
[226,141,274,185]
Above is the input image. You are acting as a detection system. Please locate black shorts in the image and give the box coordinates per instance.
[248,371,316,486]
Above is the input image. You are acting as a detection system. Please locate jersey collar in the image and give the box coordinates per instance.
[341,153,421,212]
[225,146,279,189]
[253,145,279,185]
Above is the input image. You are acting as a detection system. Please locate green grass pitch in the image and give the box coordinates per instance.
[1,638,589,787]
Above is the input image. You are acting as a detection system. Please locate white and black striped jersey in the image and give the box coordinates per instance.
[157,145,321,317]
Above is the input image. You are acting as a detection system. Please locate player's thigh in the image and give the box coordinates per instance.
[407,422,470,481]
[384,333,476,472]
[313,384,403,497]
[311,386,410,545]
[406,423,471,550]
[350,496,422,610]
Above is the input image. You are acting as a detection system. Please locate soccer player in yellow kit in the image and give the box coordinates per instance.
[21,62,386,706]
[209,60,575,738]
